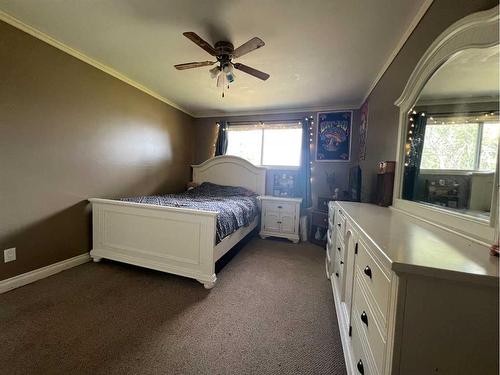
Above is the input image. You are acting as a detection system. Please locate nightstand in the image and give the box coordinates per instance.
[258,196,302,243]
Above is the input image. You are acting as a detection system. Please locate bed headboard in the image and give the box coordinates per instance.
[192,156,266,196]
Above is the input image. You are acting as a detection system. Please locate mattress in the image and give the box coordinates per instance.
[120,182,259,244]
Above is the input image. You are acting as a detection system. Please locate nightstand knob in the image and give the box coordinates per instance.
[337,223,341,227]
[277,221,282,224]
[335,272,339,278]
[277,205,283,209]
[337,247,341,252]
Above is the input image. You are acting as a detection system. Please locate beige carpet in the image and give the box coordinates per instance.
[0,236,346,375]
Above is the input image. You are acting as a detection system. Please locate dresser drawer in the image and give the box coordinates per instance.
[334,208,346,238]
[351,318,376,375]
[327,228,333,245]
[335,232,345,262]
[355,239,391,325]
[353,272,386,374]
[263,201,296,215]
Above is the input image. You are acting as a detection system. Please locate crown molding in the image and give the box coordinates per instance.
[0,10,194,117]
[192,103,359,118]
[1,1,434,119]
[360,0,434,105]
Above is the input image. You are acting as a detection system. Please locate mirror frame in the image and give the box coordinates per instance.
[393,5,499,245]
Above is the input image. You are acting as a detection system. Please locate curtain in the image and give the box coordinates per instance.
[298,117,312,212]
[402,112,427,200]
[214,121,228,156]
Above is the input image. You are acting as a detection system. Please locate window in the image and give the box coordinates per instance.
[226,122,303,167]
[420,118,499,171]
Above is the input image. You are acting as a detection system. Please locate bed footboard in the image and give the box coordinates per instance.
[89,198,218,288]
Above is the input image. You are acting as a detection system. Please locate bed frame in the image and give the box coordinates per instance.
[89,156,266,289]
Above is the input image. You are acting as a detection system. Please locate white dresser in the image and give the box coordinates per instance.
[327,201,499,375]
[258,196,302,243]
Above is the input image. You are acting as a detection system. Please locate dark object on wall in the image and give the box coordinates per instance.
[376,161,396,207]
[309,209,328,247]
[215,121,228,156]
[273,172,296,197]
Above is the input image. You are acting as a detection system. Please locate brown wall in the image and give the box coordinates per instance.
[360,0,499,202]
[0,21,195,281]
[194,110,360,209]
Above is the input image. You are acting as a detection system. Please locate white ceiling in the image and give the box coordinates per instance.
[419,46,500,101]
[0,0,430,117]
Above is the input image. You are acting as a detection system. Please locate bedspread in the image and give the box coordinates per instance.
[120,182,259,244]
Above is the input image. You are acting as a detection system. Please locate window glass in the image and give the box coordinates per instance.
[226,124,302,167]
[420,123,478,170]
[226,129,262,166]
[262,128,302,166]
[479,122,500,171]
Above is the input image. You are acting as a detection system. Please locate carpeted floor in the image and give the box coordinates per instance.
[0,237,346,375]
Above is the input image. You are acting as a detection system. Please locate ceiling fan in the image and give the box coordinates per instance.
[174,32,270,94]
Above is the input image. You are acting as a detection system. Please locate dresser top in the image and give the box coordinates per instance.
[333,201,499,284]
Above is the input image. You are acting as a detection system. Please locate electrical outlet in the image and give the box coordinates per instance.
[4,248,16,263]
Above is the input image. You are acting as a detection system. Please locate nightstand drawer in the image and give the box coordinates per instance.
[263,201,295,215]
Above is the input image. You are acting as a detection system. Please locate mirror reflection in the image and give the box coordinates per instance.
[402,45,499,220]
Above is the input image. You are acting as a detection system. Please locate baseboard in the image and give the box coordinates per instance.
[0,253,90,294]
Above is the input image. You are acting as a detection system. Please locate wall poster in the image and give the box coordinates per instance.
[315,111,352,161]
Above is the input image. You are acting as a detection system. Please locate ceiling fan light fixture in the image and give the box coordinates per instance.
[209,66,220,79]
[226,71,235,83]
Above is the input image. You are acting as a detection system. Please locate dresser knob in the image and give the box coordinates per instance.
[335,272,339,278]
[340,260,344,265]
[277,221,282,224]
[277,205,283,209]
[364,266,372,279]
[361,311,368,326]
[357,360,364,374]
[337,247,341,252]
[337,223,341,227]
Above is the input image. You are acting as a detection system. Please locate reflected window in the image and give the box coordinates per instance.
[420,118,499,171]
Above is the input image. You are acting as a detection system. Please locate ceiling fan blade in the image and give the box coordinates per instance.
[232,37,265,58]
[183,32,217,56]
[233,63,270,80]
[174,61,216,70]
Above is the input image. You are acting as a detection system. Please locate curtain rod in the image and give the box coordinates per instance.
[225,119,304,126]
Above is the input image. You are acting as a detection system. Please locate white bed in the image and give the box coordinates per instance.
[89,155,266,289]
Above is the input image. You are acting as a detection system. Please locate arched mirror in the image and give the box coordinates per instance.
[402,46,499,219]
[394,6,499,244]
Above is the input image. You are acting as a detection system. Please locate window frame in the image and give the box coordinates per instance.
[225,122,303,169]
